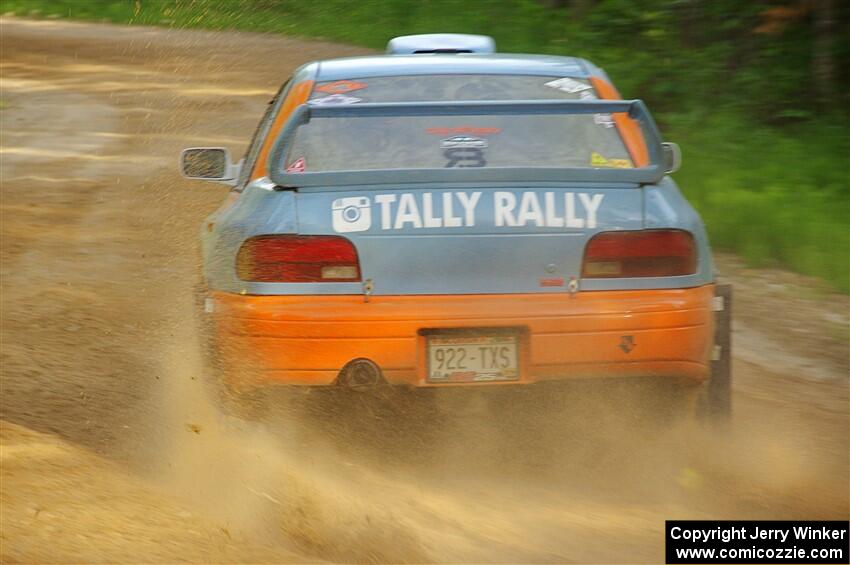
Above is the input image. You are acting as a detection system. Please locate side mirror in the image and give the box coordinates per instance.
[180,147,241,186]
[661,142,682,174]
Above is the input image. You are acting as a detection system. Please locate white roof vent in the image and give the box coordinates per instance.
[387,34,496,55]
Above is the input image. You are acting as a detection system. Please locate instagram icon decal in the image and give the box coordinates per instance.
[332,197,372,232]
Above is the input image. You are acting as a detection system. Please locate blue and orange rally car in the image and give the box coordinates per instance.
[181,34,731,418]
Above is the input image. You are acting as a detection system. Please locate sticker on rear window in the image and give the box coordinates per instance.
[544,77,593,94]
[590,152,632,169]
[426,126,501,136]
[286,157,306,173]
[444,148,487,168]
[308,94,362,106]
[316,80,367,94]
[594,113,615,128]
[440,136,488,149]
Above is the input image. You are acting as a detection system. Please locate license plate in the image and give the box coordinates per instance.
[426,333,519,383]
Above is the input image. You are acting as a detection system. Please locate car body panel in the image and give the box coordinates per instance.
[211,285,713,387]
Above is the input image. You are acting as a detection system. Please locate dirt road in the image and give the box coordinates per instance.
[1,17,848,563]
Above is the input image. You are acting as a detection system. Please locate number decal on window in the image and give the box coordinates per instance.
[444,148,487,168]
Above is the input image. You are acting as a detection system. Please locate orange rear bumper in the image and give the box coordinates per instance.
[211,285,714,387]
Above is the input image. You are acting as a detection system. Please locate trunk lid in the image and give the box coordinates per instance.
[294,184,642,295]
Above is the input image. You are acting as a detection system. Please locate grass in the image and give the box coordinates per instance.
[670,114,849,292]
[4,0,848,292]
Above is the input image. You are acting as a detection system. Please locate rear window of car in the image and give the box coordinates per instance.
[282,74,633,173]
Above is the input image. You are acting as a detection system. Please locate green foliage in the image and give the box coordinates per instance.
[671,115,849,291]
[5,0,849,291]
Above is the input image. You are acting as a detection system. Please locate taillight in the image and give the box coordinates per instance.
[236,235,361,282]
[582,230,696,278]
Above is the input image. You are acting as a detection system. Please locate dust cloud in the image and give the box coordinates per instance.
[144,294,844,563]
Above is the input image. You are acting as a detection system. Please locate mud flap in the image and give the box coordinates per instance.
[706,284,732,422]
[193,279,269,420]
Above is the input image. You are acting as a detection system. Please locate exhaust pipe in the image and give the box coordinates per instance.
[337,358,382,391]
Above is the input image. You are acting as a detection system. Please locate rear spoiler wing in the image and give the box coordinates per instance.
[269,99,666,188]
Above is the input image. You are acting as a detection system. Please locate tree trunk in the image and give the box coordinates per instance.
[812,0,836,107]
